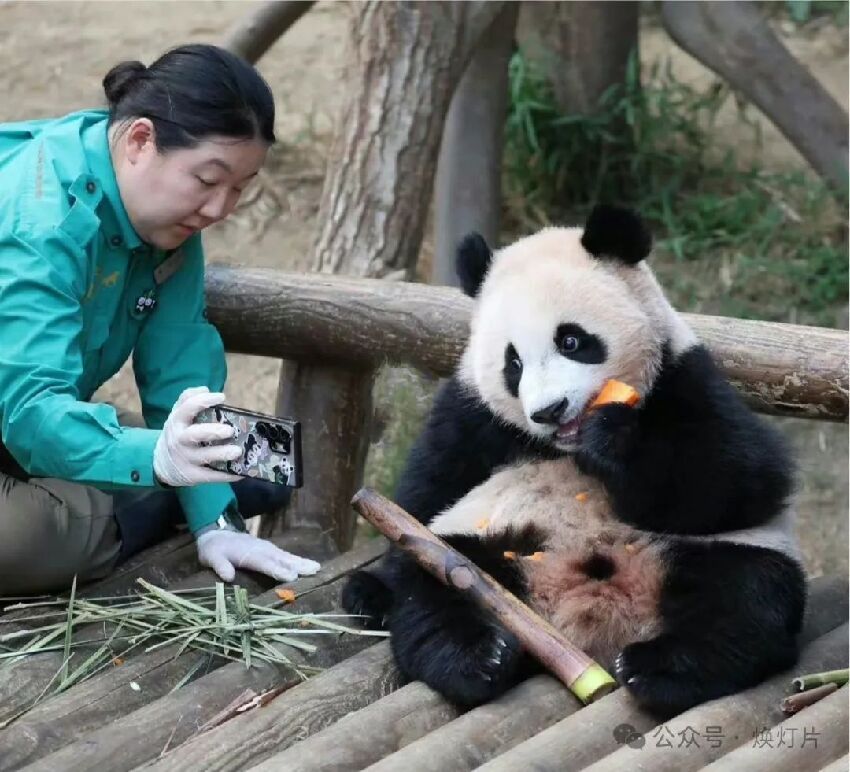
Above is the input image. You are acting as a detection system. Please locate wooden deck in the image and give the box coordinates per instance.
[0,531,846,772]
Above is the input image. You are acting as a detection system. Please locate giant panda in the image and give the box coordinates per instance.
[342,205,806,717]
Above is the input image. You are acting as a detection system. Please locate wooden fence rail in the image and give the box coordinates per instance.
[206,267,849,421]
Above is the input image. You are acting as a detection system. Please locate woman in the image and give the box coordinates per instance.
[0,44,320,594]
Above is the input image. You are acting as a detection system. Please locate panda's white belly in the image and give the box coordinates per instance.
[430,458,666,667]
[429,457,620,544]
[429,457,801,668]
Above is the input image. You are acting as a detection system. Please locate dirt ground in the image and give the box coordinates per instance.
[0,1,846,576]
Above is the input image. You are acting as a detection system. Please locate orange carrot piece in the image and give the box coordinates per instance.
[475,518,490,530]
[503,551,517,560]
[275,588,297,603]
[590,379,640,409]
[575,492,589,503]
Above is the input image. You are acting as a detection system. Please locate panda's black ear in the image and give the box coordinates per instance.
[580,205,652,265]
[455,232,493,297]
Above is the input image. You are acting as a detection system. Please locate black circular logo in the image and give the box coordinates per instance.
[613,723,645,749]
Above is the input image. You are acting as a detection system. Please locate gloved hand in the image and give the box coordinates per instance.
[153,386,243,487]
[196,529,321,582]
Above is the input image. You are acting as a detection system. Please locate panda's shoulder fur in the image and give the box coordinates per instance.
[590,340,796,535]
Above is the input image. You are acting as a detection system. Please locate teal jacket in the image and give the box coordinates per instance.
[0,109,235,533]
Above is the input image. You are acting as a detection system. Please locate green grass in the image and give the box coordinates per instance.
[502,51,848,327]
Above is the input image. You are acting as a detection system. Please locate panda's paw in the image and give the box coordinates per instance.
[579,403,639,464]
[340,570,393,630]
[614,635,714,718]
[451,627,524,704]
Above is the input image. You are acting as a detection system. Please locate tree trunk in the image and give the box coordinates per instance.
[516,1,639,115]
[661,0,848,193]
[311,0,507,279]
[431,3,519,287]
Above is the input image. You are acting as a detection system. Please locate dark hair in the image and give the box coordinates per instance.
[103,43,275,150]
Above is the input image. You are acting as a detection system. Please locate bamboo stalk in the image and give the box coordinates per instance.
[350,488,616,704]
[792,667,849,691]
[780,682,840,715]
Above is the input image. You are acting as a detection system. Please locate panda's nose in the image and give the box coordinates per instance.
[531,398,570,425]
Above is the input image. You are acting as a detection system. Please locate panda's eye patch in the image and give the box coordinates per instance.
[503,343,522,397]
[506,344,523,373]
[555,323,607,364]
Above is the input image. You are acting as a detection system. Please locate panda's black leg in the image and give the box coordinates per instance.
[386,532,539,706]
[388,558,526,706]
[614,540,806,719]
[340,566,395,631]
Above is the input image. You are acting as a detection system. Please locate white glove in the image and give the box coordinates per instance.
[153,386,243,487]
[196,529,321,582]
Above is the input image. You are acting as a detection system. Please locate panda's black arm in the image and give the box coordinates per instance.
[578,345,795,535]
[393,377,543,525]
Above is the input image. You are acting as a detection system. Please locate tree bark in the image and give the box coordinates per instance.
[661,0,849,192]
[516,1,639,115]
[221,1,315,64]
[431,3,519,287]
[311,0,507,279]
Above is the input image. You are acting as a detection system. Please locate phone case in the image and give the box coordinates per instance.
[194,405,303,488]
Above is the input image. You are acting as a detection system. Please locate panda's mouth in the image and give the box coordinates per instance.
[553,415,582,445]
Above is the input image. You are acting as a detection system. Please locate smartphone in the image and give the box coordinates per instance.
[193,404,303,488]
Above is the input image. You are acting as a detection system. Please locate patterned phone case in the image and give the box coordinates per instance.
[194,405,303,488]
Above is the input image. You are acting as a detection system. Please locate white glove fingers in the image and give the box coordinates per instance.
[183,422,236,445]
[174,391,227,426]
[194,443,243,466]
[176,386,210,406]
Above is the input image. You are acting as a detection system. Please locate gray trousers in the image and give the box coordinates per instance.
[0,472,122,595]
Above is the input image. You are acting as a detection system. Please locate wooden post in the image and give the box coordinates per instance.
[269,361,376,551]
[432,3,519,287]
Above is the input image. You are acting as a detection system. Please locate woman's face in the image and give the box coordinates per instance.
[113,119,269,250]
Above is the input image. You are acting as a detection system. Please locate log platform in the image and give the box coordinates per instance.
[1,272,846,770]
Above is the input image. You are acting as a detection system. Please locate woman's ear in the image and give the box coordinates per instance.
[124,118,156,165]
[455,232,493,297]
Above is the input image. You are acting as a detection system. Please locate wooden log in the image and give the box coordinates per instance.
[661,1,848,192]
[311,1,507,279]
[1,538,385,770]
[142,642,399,772]
[352,488,616,703]
[681,687,848,772]
[363,674,579,772]
[432,3,518,287]
[205,268,850,421]
[245,681,461,772]
[271,361,375,550]
[819,753,850,772]
[473,577,849,772]
[221,1,315,64]
[544,624,849,772]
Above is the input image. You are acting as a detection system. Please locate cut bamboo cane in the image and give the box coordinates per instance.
[781,682,840,715]
[351,488,615,704]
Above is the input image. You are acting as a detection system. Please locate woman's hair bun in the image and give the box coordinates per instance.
[102,60,146,107]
